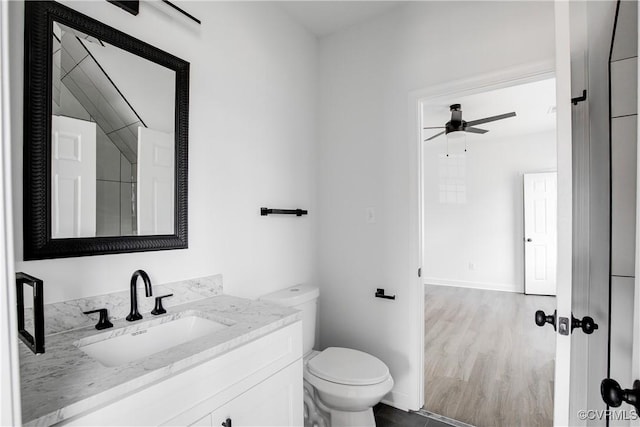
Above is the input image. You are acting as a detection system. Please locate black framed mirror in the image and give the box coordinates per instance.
[24,1,189,260]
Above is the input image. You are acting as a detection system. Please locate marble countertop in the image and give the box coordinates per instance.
[19,295,300,426]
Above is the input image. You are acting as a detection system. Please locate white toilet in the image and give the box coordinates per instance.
[261,284,394,427]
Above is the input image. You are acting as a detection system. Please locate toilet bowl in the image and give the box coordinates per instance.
[260,285,394,427]
[304,348,394,426]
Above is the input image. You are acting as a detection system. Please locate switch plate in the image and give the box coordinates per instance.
[365,207,376,224]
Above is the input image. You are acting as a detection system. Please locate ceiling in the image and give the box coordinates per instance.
[422,78,557,144]
[277,2,403,37]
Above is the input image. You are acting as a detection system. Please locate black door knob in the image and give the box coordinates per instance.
[601,379,640,411]
[526,238,533,242]
[571,314,599,334]
[535,309,556,331]
[221,418,232,427]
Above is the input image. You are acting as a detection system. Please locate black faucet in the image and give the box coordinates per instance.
[126,270,153,321]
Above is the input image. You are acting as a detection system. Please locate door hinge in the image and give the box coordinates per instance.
[418,268,422,278]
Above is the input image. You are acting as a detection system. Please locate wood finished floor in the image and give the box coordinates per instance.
[423,285,556,427]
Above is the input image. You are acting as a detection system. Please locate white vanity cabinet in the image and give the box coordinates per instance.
[62,322,303,427]
[194,360,302,427]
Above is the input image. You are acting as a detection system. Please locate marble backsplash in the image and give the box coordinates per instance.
[23,274,223,335]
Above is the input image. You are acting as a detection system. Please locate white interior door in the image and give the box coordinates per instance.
[554,1,579,425]
[556,1,632,425]
[137,127,174,235]
[51,115,96,238]
[524,172,558,296]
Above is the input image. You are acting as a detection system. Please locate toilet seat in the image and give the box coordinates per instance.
[304,366,394,412]
[307,347,390,386]
[303,348,394,414]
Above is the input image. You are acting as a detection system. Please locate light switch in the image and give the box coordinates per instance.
[365,207,376,224]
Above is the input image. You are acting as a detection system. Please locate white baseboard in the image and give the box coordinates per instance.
[380,390,418,412]
[423,277,522,293]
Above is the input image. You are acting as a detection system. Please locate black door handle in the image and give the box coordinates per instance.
[526,238,533,242]
[571,314,598,334]
[601,379,640,411]
[221,418,232,427]
[535,309,556,330]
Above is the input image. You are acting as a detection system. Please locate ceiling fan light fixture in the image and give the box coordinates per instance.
[446,130,466,140]
[446,130,467,156]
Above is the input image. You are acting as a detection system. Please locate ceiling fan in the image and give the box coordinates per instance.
[423,104,516,141]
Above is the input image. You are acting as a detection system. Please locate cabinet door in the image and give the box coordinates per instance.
[211,360,303,427]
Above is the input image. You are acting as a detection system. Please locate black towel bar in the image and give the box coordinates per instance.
[261,208,308,217]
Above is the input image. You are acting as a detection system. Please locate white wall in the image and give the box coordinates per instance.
[316,1,555,409]
[10,1,318,303]
[422,130,556,293]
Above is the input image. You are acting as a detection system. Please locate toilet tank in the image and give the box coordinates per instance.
[261,284,319,355]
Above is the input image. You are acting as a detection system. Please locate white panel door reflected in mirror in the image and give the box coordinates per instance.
[137,127,175,235]
[51,115,97,238]
[51,21,175,238]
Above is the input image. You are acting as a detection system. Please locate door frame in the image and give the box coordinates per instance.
[409,4,583,423]
[632,2,640,424]
[408,1,589,426]
[407,59,557,411]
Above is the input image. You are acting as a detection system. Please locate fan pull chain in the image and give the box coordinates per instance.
[446,138,449,157]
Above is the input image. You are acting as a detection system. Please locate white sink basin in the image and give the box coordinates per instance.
[77,314,229,367]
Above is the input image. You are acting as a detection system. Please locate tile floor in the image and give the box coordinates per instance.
[374,404,454,427]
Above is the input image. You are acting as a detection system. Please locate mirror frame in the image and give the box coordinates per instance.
[24,1,189,260]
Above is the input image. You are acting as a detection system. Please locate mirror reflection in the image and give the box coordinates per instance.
[51,22,176,238]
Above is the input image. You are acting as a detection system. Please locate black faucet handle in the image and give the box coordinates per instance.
[151,294,174,315]
[83,308,114,330]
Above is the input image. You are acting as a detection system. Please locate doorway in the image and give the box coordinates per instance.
[419,77,558,426]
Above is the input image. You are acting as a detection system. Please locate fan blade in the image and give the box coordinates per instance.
[466,112,516,127]
[423,126,445,129]
[465,127,488,134]
[424,131,445,141]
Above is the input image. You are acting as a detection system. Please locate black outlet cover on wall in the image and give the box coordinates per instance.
[107,0,139,16]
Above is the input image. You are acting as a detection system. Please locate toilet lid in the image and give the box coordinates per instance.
[307,347,389,386]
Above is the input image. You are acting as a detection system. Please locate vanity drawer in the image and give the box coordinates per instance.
[60,321,302,426]
[206,359,303,427]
